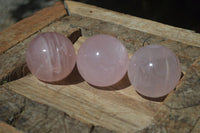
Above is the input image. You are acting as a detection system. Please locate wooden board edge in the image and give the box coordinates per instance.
[0,121,24,133]
[65,0,200,47]
[0,1,67,54]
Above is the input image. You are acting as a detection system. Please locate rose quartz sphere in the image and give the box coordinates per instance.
[128,44,181,98]
[26,32,76,82]
[77,34,129,87]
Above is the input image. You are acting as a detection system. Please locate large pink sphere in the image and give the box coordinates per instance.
[26,32,76,82]
[77,34,129,87]
[128,44,181,98]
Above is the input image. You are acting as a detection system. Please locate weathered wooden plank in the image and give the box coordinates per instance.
[3,35,163,132]
[61,15,200,73]
[191,118,200,133]
[0,84,113,133]
[1,2,200,132]
[4,71,161,133]
[5,36,200,132]
[0,1,67,54]
[2,14,200,132]
[0,121,23,133]
[65,0,200,47]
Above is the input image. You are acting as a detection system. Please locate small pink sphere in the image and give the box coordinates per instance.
[77,34,129,87]
[128,44,181,98]
[26,32,76,82]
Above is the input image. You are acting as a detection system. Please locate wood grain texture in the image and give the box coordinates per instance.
[4,35,200,133]
[0,1,67,54]
[60,15,200,73]
[3,37,161,133]
[0,84,113,133]
[65,0,200,47]
[0,121,24,133]
[1,3,200,132]
[0,16,113,132]
[4,70,161,133]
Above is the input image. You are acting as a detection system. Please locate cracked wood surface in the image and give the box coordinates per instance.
[1,1,200,133]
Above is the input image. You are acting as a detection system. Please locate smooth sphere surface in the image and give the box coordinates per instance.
[26,32,76,82]
[77,34,129,87]
[128,44,181,98]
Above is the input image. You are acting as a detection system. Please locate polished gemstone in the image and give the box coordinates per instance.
[77,34,129,87]
[128,44,181,98]
[26,32,76,82]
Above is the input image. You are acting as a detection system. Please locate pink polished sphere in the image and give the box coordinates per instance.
[128,44,181,98]
[77,34,129,87]
[26,32,76,82]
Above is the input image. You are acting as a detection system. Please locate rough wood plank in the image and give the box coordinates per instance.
[61,15,200,73]
[65,0,200,47]
[5,38,200,132]
[191,118,200,133]
[0,121,23,133]
[1,10,200,133]
[0,1,67,54]
[0,84,113,133]
[2,36,162,133]
[6,34,200,132]
[4,73,161,133]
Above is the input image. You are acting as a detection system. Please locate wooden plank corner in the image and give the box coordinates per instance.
[0,1,67,54]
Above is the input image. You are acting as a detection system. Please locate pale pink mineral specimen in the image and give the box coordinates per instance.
[128,44,181,98]
[26,32,76,82]
[77,34,129,87]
